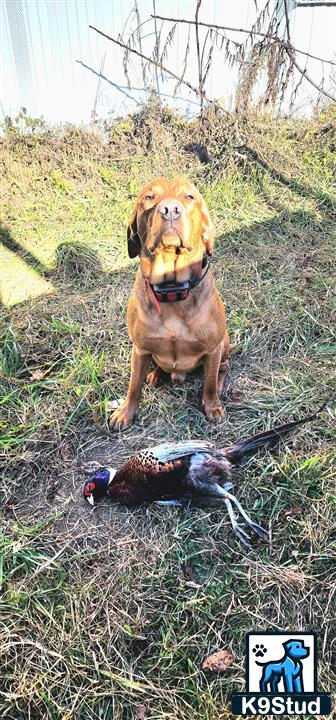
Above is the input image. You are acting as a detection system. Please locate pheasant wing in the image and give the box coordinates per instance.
[142,441,213,465]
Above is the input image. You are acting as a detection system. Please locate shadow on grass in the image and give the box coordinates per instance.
[0,223,53,308]
[216,208,333,258]
[239,144,335,217]
[0,230,119,307]
[0,201,333,311]
[0,224,50,278]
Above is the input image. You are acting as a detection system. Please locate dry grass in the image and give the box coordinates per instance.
[0,102,335,719]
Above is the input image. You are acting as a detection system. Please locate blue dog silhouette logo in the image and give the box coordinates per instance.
[231,631,332,715]
[256,638,309,693]
[246,632,315,695]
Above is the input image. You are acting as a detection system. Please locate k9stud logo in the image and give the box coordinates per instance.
[231,632,331,716]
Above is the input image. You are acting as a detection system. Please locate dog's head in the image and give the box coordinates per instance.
[283,640,310,660]
[127,177,214,283]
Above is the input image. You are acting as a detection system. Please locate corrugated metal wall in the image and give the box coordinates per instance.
[1,0,335,124]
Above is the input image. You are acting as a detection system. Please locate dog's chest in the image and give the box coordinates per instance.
[141,314,219,372]
[145,314,211,352]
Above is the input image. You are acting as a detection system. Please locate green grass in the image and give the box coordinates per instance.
[0,104,335,719]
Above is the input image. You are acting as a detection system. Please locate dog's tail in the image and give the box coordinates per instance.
[223,401,328,465]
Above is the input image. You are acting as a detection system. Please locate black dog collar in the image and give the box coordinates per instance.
[148,256,211,304]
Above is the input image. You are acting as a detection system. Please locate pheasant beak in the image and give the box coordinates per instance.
[83,479,98,504]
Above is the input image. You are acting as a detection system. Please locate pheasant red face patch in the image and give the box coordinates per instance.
[83,481,95,496]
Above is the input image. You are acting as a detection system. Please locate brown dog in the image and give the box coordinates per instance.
[109,177,229,430]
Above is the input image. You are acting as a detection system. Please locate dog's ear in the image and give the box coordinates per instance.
[200,196,214,256]
[127,206,141,258]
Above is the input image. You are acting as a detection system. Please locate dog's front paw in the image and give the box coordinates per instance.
[203,397,224,422]
[109,402,136,431]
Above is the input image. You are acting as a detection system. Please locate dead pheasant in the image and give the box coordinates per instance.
[83,404,325,548]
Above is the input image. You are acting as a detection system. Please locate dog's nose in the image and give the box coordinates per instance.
[157,199,183,221]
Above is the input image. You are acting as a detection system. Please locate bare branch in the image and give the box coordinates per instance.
[152,15,278,41]
[151,14,336,66]
[283,0,292,45]
[285,46,335,102]
[89,24,232,113]
[284,0,335,103]
[89,5,335,122]
[152,0,161,96]
[134,0,145,83]
[150,9,336,105]
[297,2,336,6]
[174,26,191,95]
[195,0,203,109]
[76,59,141,105]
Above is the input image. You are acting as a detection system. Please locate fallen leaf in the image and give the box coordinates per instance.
[202,648,234,673]
[59,443,73,464]
[31,368,48,380]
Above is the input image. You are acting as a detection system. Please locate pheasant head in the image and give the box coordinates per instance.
[83,468,116,505]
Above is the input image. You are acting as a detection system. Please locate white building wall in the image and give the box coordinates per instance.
[0,0,335,125]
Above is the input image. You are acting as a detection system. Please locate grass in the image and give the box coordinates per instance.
[0,102,335,719]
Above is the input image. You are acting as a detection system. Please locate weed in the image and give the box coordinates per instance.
[0,327,21,377]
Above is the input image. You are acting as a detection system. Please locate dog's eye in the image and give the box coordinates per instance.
[185,194,194,200]
[145,194,155,201]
